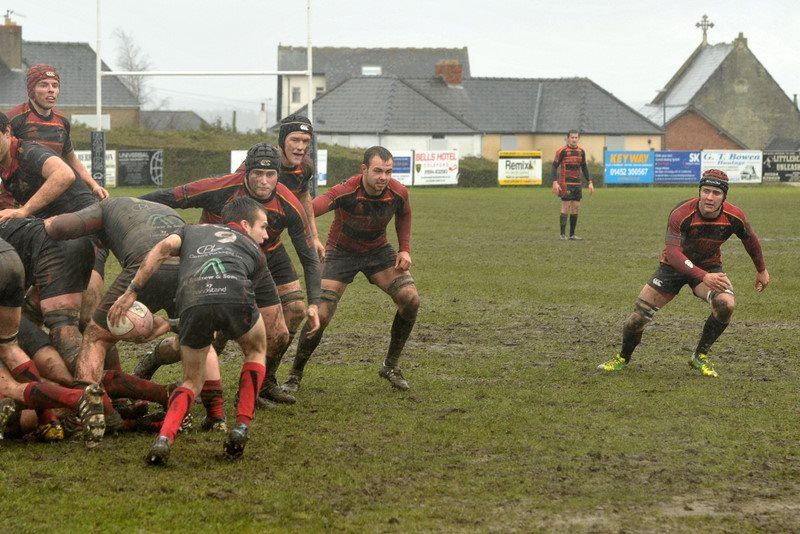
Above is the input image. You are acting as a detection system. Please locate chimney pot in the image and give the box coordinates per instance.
[435,60,462,86]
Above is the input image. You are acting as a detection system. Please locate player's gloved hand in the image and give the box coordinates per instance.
[313,237,326,262]
[395,251,412,271]
[703,272,732,292]
[0,207,28,222]
[305,304,320,338]
[755,269,770,292]
[108,290,136,328]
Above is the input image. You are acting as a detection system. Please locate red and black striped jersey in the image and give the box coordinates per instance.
[6,101,74,158]
[140,173,321,303]
[235,156,315,198]
[552,145,590,187]
[314,175,411,254]
[659,197,766,280]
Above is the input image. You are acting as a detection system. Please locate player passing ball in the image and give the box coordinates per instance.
[598,169,769,377]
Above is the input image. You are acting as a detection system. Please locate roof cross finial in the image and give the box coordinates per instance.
[696,14,714,45]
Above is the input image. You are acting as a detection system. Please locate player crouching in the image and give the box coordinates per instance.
[109,197,270,465]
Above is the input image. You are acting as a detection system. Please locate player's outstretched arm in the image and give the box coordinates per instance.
[108,233,182,327]
[65,150,108,200]
[0,155,74,221]
[44,203,104,240]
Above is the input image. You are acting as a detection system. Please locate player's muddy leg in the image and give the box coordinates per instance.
[134,336,181,379]
[260,302,292,403]
[80,271,104,330]
[693,283,735,356]
[271,281,305,376]
[40,293,83,374]
[200,347,226,431]
[569,201,580,237]
[31,345,73,386]
[75,322,115,385]
[285,280,346,391]
[559,200,569,238]
[619,285,674,362]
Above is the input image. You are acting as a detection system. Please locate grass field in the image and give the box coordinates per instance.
[1,185,798,532]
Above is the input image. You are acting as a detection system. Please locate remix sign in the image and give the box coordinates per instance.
[701,150,762,183]
[762,152,800,182]
[497,151,542,186]
[604,151,654,184]
[414,150,458,186]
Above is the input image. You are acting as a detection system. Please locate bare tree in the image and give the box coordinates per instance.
[112,28,152,107]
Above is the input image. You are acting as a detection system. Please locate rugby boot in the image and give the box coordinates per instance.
[379,365,410,391]
[113,398,149,420]
[281,371,303,394]
[569,235,583,240]
[0,398,20,440]
[77,384,106,448]
[201,415,228,433]
[223,423,249,460]
[560,234,567,241]
[260,376,296,404]
[597,353,628,372]
[34,420,65,442]
[147,435,171,466]
[179,412,193,433]
[133,411,166,433]
[133,349,162,380]
[690,352,719,378]
[105,409,124,436]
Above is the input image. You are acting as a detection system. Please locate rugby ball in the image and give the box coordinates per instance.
[109,301,154,341]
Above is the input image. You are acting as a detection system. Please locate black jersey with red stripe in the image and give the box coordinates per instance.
[141,173,321,302]
[0,137,95,218]
[659,197,766,279]
[235,156,315,198]
[552,145,589,187]
[7,101,74,158]
[313,175,411,254]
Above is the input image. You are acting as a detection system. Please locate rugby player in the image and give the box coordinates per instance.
[140,143,321,405]
[551,130,593,240]
[284,146,419,391]
[6,64,109,325]
[598,169,769,377]
[0,238,104,445]
[109,197,272,464]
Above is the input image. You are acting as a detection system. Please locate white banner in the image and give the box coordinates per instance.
[317,149,328,186]
[701,150,762,183]
[498,151,542,185]
[390,149,414,186]
[75,150,117,187]
[230,150,247,173]
[414,149,458,186]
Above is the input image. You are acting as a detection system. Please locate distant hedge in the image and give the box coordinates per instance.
[72,125,605,188]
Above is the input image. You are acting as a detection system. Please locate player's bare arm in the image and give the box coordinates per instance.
[65,150,108,200]
[0,155,74,221]
[108,233,182,326]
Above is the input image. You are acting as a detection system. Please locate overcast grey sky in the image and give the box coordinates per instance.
[6,0,799,131]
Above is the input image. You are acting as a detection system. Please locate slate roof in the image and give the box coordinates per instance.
[640,42,733,124]
[0,41,138,108]
[140,110,208,130]
[277,46,471,87]
[764,137,800,151]
[299,76,661,135]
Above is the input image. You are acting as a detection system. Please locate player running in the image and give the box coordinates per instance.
[140,143,321,405]
[284,146,419,392]
[551,130,594,240]
[109,197,273,464]
[598,169,769,377]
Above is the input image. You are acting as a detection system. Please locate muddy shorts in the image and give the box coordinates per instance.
[265,243,299,287]
[647,263,722,296]
[560,184,582,202]
[18,315,50,356]
[322,245,396,284]
[93,263,180,331]
[178,301,260,349]
[0,249,25,307]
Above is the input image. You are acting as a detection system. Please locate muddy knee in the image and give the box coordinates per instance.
[711,293,735,322]
[626,298,659,333]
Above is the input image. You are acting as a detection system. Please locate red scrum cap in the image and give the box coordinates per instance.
[26,64,60,100]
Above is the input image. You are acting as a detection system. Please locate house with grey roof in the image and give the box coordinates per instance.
[140,110,208,131]
[641,32,800,150]
[296,63,662,162]
[0,21,139,128]
[276,45,470,120]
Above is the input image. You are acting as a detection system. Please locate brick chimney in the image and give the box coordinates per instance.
[435,60,462,86]
[0,18,22,71]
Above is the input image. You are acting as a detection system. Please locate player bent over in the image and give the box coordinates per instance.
[0,239,104,444]
[285,146,419,391]
[109,197,273,464]
[598,169,769,377]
